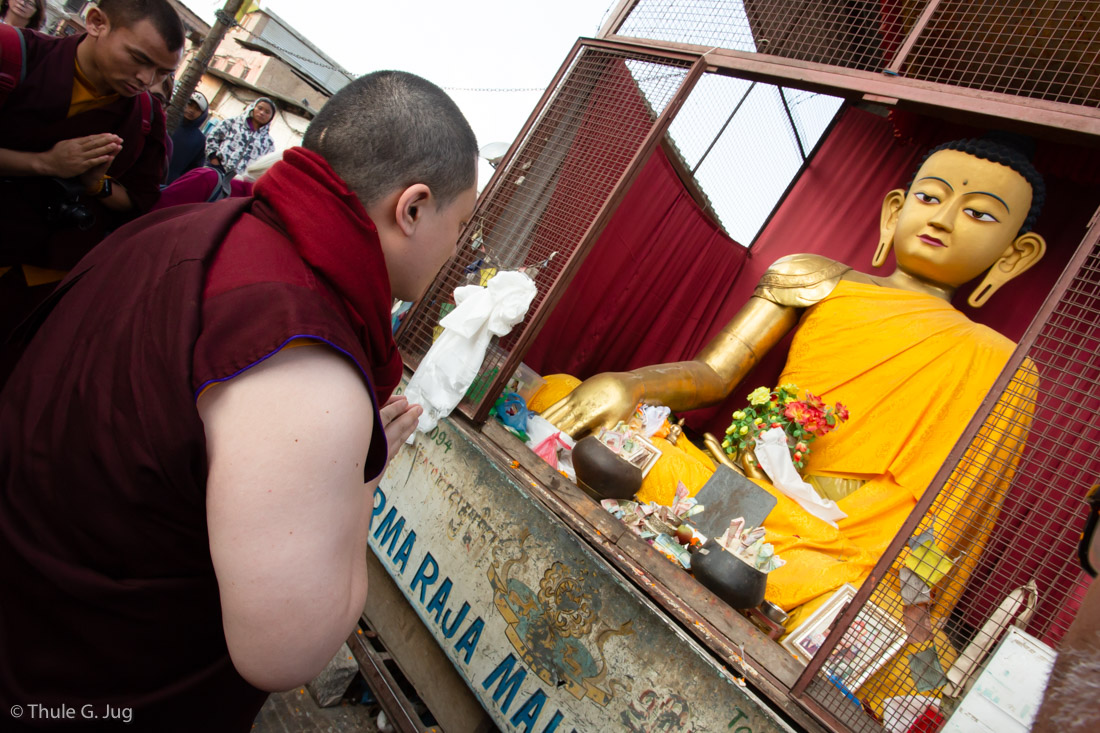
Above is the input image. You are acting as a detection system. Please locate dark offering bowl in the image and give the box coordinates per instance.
[572,436,643,501]
[690,539,767,610]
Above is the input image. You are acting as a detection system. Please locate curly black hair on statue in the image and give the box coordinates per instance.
[910,132,1046,237]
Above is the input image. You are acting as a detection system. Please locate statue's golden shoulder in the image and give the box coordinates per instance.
[754,254,852,307]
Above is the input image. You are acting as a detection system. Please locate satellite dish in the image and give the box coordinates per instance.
[479,142,510,168]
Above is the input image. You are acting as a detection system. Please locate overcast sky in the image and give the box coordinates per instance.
[186,0,617,153]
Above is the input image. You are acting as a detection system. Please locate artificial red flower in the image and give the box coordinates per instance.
[784,401,811,423]
[835,402,850,421]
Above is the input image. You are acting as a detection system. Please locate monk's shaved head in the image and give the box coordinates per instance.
[97,0,185,52]
[303,71,478,209]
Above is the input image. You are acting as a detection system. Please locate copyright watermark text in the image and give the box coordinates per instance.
[9,703,133,723]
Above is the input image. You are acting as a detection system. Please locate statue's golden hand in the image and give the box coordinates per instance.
[539,372,642,439]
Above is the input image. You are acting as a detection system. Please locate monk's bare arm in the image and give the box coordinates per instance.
[199,346,417,692]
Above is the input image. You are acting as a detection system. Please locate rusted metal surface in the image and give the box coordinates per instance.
[348,626,426,733]
[597,0,641,38]
[607,1,1100,109]
[602,36,1100,138]
[371,404,799,733]
[363,550,493,733]
[884,0,942,73]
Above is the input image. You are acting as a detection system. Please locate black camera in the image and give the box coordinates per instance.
[42,176,96,231]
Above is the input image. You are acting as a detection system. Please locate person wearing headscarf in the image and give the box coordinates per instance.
[166,90,209,183]
[0,0,45,31]
[204,96,276,177]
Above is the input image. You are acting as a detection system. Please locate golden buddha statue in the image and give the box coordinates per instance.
[545,137,1046,615]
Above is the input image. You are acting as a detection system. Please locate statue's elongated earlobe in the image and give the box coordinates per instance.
[875,190,906,268]
[968,231,1047,308]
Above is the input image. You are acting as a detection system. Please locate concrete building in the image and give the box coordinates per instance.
[191,7,356,151]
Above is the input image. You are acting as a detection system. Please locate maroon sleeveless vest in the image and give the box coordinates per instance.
[0,196,388,730]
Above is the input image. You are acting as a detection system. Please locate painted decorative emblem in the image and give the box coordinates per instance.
[488,532,633,706]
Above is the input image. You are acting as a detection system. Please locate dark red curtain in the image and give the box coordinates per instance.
[524,146,749,376]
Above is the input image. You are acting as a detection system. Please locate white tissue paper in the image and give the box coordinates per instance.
[637,404,671,438]
[753,427,848,527]
[405,270,537,436]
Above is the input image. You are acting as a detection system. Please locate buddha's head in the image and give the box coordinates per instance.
[876,136,1047,306]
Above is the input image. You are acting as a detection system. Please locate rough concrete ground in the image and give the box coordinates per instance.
[251,683,381,733]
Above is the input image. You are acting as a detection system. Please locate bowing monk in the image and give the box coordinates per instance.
[0,71,477,730]
[544,137,1046,621]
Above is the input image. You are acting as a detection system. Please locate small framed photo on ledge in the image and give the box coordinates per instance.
[822,600,906,692]
[782,583,906,694]
[782,583,857,664]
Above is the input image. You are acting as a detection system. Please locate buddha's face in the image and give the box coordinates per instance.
[891,149,1034,289]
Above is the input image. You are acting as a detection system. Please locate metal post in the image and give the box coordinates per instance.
[166,0,246,135]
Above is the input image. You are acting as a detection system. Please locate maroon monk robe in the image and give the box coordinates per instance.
[0,148,398,731]
[0,30,168,271]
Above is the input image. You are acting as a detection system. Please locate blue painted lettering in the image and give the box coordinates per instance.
[392,530,417,574]
[369,488,385,534]
[426,578,453,623]
[510,690,548,732]
[410,553,439,602]
[373,507,405,557]
[540,710,565,733]
[482,653,527,715]
[441,601,470,640]
[453,616,484,664]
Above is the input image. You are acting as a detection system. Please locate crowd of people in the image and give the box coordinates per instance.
[1,0,477,729]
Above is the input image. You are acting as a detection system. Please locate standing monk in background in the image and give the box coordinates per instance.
[0,0,182,341]
[0,70,478,731]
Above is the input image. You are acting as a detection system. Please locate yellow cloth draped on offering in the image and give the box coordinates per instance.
[754,280,1037,615]
[635,434,716,506]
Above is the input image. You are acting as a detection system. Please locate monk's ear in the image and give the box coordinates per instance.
[394,184,431,237]
[84,5,109,38]
[875,189,906,267]
[968,231,1047,308]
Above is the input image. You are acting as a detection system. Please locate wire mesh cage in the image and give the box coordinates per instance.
[606,0,1100,108]
[395,44,697,419]
[395,39,843,420]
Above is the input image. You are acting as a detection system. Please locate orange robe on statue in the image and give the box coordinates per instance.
[755,280,1037,616]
